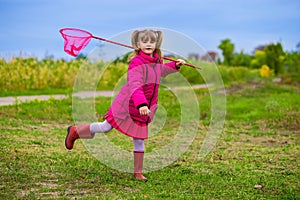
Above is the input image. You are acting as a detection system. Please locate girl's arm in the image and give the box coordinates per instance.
[161,59,186,77]
[127,59,148,109]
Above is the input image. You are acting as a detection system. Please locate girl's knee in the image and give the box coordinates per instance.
[133,138,145,152]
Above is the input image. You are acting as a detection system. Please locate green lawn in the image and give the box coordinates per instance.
[0,81,299,199]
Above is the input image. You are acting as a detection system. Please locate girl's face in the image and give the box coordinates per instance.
[137,37,157,57]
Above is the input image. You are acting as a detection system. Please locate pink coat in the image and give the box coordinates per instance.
[105,50,179,139]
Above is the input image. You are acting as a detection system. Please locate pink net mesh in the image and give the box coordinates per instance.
[59,28,92,56]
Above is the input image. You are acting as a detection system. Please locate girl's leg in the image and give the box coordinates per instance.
[65,120,112,150]
[90,120,113,134]
[133,138,148,181]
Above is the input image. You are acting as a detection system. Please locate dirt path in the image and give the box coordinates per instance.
[0,84,212,107]
[0,91,114,106]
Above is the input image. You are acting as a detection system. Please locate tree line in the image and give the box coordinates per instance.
[217,39,300,75]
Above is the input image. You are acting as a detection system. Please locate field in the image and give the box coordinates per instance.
[0,73,299,199]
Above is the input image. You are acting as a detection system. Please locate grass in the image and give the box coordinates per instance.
[0,81,299,199]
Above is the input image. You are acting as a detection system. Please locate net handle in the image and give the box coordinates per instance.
[92,35,133,49]
[60,28,201,69]
[93,35,201,69]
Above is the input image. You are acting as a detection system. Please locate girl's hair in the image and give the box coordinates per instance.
[128,29,163,61]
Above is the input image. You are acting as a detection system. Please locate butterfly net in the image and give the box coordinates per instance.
[59,28,92,56]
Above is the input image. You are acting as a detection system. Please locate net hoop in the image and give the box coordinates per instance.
[59,28,92,38]
[59,28,93,56]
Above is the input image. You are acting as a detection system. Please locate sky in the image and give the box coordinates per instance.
[0,0,299,60]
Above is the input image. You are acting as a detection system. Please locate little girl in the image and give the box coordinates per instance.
[65,29,186,181]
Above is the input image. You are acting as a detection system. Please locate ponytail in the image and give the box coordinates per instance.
[155,30,163,59]
[128,30,140,61]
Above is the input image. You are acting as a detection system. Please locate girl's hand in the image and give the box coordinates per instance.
[139,106,151,116]
[175,59,186,67]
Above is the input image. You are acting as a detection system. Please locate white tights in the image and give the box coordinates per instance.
[89,120,145,152]
[90,120,113,134]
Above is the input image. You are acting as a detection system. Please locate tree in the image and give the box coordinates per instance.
[232,50,251,67]
[218,39,234,66]
[296,42,300,52]
[264,43,285,75]
[250,50,266,69]
[284,51,300,74]
[76,53,87,60]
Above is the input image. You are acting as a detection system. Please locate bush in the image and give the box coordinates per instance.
[0,57,81,92]
[0,57,265,94]
[177,60,260,86]
[259,65,274,78]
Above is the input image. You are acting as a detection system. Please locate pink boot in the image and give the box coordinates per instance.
[65,124,93,150]
[134,152,148,181]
